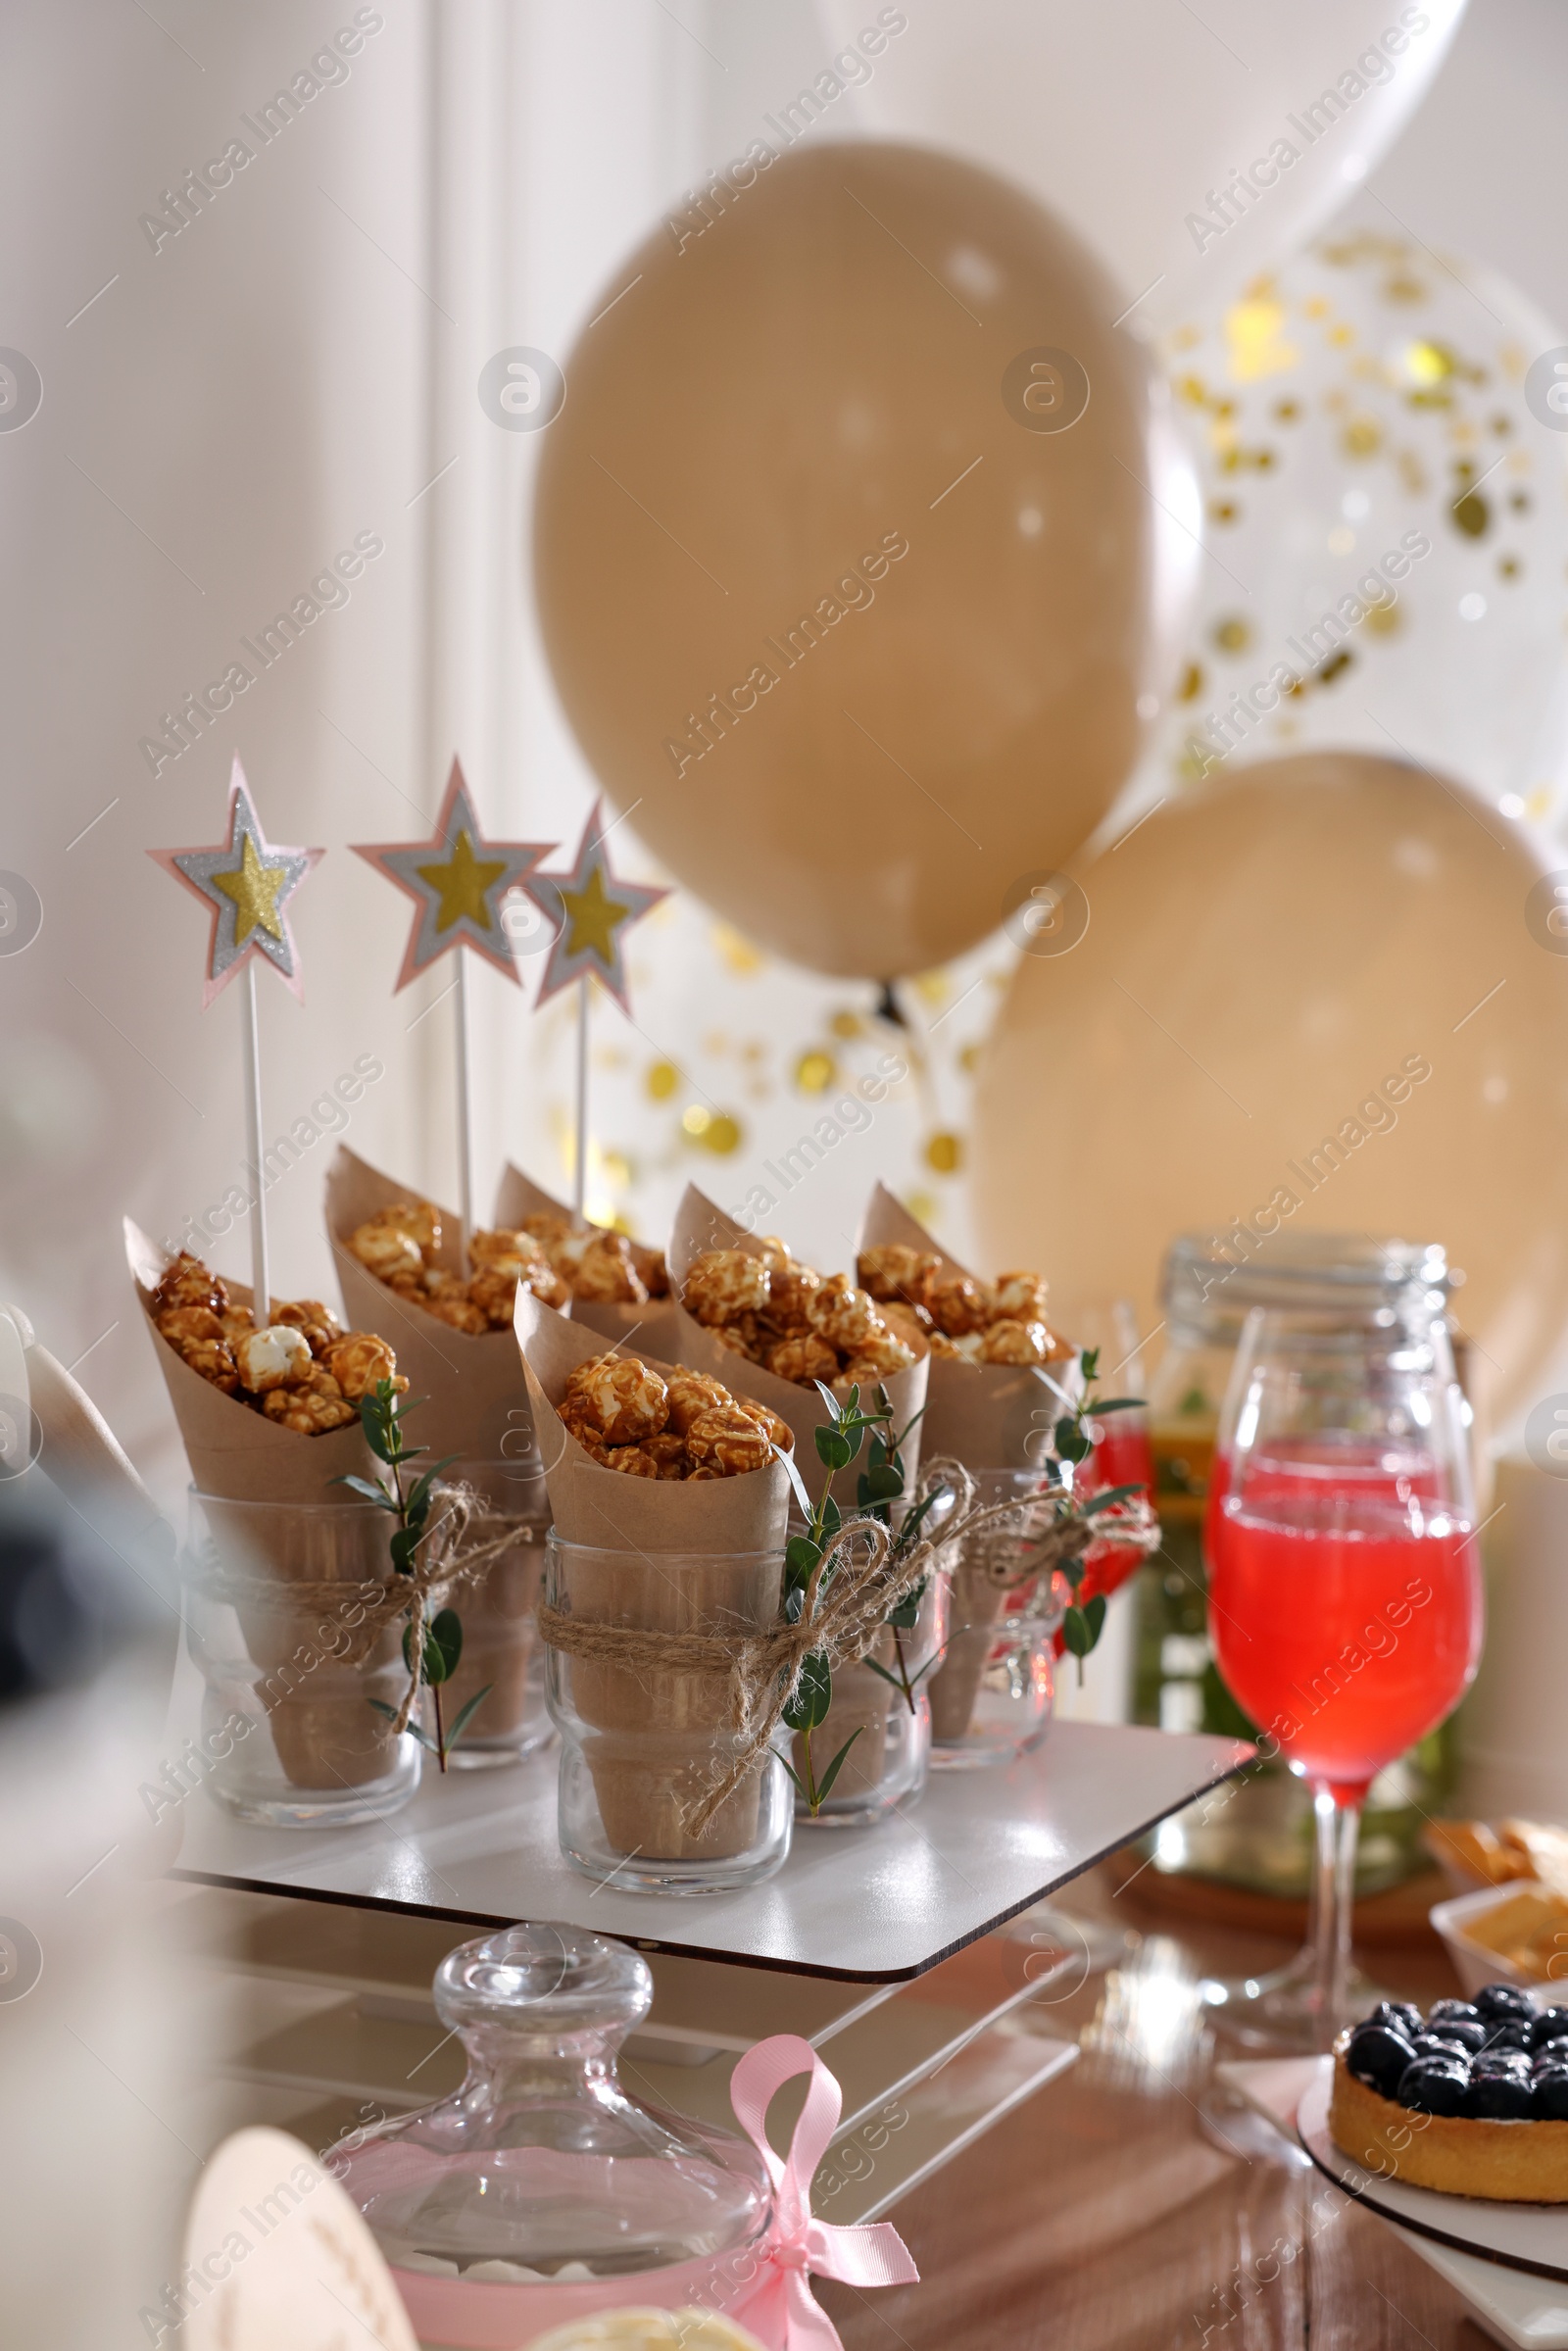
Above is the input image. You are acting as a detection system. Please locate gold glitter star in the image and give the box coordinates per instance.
[212,830,288,946]
[417,829,509,934]
[558,864,633,967]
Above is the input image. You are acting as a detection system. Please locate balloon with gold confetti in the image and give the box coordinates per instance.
[518,800,669,1215]
[1135,207,1568,824]
[353,759,555,1240]
[149,756,324,1321]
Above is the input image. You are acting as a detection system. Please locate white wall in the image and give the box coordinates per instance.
[2,0,1562,1507]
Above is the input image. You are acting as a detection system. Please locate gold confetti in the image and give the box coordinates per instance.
[646,1059,679,1101]
[795,1049,837,1094]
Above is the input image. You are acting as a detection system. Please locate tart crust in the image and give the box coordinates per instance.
[1329,2048,1568,2204]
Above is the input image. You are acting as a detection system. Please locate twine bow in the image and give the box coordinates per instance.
[729,2034,918,2351]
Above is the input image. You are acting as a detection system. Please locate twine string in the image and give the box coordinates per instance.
[537,1454,1157,1837]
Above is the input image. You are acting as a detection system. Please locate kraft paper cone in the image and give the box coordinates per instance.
[667,1184,928,1508]
[128,1220,404,1790]
[856,1184,1066,1470]
[515,1291,788,1857]
[326,1146,541,1468]
[494,1158,679,1350]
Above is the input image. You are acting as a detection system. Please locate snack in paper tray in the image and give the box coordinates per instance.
[681,1239,918,1393]
[1330,1983,1568,2201]
[151,1251,404,1434]
[348,1197,668,1329]
[1425,1816,1568,1895]
[553,1354,793,1479]
[858,1240,1073,1370]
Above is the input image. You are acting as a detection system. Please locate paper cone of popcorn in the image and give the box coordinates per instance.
[516,1290,788,1859]
[494,1159,679,1350]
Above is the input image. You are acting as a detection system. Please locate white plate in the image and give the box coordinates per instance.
[1297,2068,1568,2281]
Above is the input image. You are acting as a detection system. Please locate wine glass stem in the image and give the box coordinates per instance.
[1310,1784,1362,2044]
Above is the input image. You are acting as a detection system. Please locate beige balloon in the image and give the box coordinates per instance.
[972,754,1568,1427]
[533,140,1195,979]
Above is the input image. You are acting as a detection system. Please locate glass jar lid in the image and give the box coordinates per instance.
[336,1924,771,2281]
[1162,1230,1453,1349]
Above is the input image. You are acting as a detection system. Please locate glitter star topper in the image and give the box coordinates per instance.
[149,757,322,1006]
[521,799,669,1015]
[352,758,556,991]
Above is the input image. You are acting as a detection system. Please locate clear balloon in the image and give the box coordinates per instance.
[1141,215,1568,819]
[971,753,1568,1429]
[533,140,1197,980]
[814,0,1467,331]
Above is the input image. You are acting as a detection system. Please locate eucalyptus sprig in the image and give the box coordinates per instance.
[1032,1344,1147,1684]
[770,1382,895,1814]
[335,1379,492,1772]
[851,1392,956,1715]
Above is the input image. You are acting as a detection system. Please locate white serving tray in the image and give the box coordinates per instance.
[171,1719,1250,1983]
[1219,2058,1568,2351]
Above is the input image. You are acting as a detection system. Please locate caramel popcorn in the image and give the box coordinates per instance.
[766,1265,821,1334]
[994,1271,1052,1324]
[178,1338,240,1394]
[924,1271,996,1337]
[234,1325,315,1394]
[148,1250,404,1437]
[572,1232,649,1305]
[606,1442,662,1478]
[271,1298,343,1357]
[348,1199,658,1331]
[153,1254,228,1316]
[349,1221,425,1285]
[555,1354,791,1480]
[857,1243,939,1303]
[765,1333,839,1387]
[425,1291,490,1336]
[979,1318,1053,1367]
[664,1371,733,1436]
[860,1243,1068,1363]
[370,1198,441,1255]
[683,1247,771,1326]
[684,1403,771,1478]
[157,1304,225,1347]
[807,1276,887,1356]
[468,1226,542,1270]
[841,1329,917,1380]
[262,1369,357,1434]
[558,1395,612,1462]
[566,1353,669,1446]
[322,1332,406,1400]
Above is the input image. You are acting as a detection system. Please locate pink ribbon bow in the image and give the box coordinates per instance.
[729,2033,919,2351]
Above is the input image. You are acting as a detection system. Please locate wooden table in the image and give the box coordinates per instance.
[817,1856,1491,2351]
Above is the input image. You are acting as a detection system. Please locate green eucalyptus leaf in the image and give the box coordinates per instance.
[1080,1347,1102,1385]
[785,1533,822,1579]
[783,1650,832,1733]
[430,1607,464,1678]
[819,1494,842,1540]
[1082,1482,1143,1515]
[813,1727,864,1806]
[816,1426,854,1472]
[389,1526,421,1576]
[333,1474,392,1507]
[442,1685,493,1750]
[1091,1397,1145,1415]
[1054,1418,1092,1464]
[861,1462,905,1503]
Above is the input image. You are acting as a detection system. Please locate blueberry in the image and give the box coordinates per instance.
[1531,2007,1568,2052]
[1427,2018,1488,2054]
[1534,2069,1568,2120]
[1412,2031,1473,2063]
[1473,2047,1531,2077]
[1347,2023,1418,2097]
[1479,2019,1534,2054]
[1468,2070,1537,2119]
[1429,1998,1482,2026]
[1475,1983,1536,2024]
[1368,1999,1423,2037]
[1397,2058,1470,2115]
